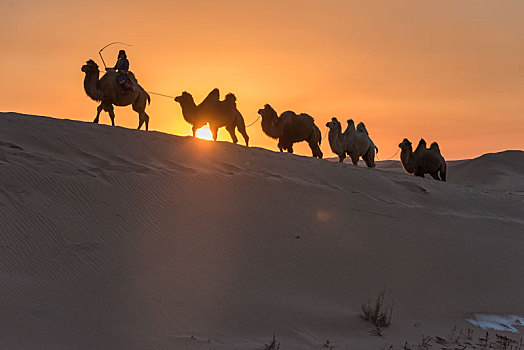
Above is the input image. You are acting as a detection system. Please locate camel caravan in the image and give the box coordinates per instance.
[81,51,447,181]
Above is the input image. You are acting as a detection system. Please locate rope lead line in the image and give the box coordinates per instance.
[245,115,261,128]
[321,129,328,141]
[147,91,176,99]
[377,148,399,161]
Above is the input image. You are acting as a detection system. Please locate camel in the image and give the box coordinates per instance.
[398,138,447,181]
[174,89,249,146]
[81,59,151,130]
[343,119,378,167]
[258,104,323,158]
[326,117,347,162]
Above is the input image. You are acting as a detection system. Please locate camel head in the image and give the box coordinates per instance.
[258,104,280,137]
[258,104,278,121]
[174,91,194,104]
[326,117,342,132]
[399,138,412,151]
[81,59,99,74]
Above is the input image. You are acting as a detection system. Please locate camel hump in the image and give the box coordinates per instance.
[224,93,237,106]
[343,119,356,135]
[101,70,138,86]
[280,110,297,119]
[415,138,427,153]
[429,142,441,153]
[299,113,314,120]
[356,122,369,135]
[201,88,220,106]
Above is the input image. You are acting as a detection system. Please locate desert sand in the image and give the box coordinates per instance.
[1,112,523,349]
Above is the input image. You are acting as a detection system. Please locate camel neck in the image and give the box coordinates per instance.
[261,114,279,139]
[83,71,100,101]
[328,128,345,147]
[179,100,198,123]
[400,148,415,173]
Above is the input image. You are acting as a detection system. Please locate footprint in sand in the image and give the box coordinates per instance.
[395,180,429,194]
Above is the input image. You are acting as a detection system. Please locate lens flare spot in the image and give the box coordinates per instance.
[316,210,330,222]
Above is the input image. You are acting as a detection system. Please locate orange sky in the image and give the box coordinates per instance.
[1,0,523,159]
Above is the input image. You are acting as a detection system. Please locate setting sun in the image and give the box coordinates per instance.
[195,125,214,141]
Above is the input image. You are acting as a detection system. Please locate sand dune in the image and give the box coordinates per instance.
[1,112,523,349]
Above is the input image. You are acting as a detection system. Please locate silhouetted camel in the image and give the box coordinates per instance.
[258,104,322,158]
[174,89,249,146]
[399,138,447,181]
[81,60,151,130]
[344,119,378,167]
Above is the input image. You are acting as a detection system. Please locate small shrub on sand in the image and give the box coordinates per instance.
[361,289,394,328]
[263,334,281,350]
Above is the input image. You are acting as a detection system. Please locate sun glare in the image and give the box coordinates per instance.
[195,126,213,141]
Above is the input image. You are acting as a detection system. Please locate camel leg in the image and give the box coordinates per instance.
[133,99,149,131]
[192,126,198,137]
[414,169,425,178]
[144,113,149,131]
[93,104,103,124]
[363,149,376,168]
[350,154,359,165]
[226,125,238,144]
[308,139,323,159]
[430,172,440,180]
[363,158,374,167]
[210,126,219,141]
[137,112,144,130]
[235,113,249,146]
[237,127,250,146]
[136,112,149,131]
[132,98,148,130]
[338,153,346,162]
[105,105,116,126]
[440,163,447,182]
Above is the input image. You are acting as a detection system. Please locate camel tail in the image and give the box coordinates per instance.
[315,125,322,145]
[146,91,151,105]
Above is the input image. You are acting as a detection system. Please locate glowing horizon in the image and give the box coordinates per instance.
[1,0,523,160]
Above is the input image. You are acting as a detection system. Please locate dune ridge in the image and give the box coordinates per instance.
[0,112,523,349]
